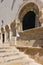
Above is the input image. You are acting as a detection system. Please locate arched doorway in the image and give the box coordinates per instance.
[22,11,36,30]
[18,2,40,31]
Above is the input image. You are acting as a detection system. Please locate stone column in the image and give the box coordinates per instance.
[40,18,43,27]
[10,30,12,40]
[41,23,43,26]
[5,31,7,42]
[1,32,2,44]
[1,32,5,44]
[40,8,43,27]
[35,15,40,27]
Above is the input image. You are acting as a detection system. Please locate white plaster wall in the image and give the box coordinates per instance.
[0,0,23,27]
[0,0,43,27]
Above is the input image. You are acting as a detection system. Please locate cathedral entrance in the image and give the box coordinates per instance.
[22,11,36,30]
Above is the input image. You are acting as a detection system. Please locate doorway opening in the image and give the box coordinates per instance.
[22,11,36,30]
[2,34,5,43]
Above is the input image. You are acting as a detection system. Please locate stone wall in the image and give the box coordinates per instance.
[16,47,43,65]
[16,0,43,32]
[16,27,43,47]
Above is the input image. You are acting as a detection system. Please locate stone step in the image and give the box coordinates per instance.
[0,45,41,65]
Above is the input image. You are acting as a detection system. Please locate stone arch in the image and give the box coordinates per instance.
[17,0,43,18]
[19,3,39,19]
[17,2,41,31]
[10,21,16,36]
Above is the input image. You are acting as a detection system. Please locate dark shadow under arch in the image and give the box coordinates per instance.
[2,33,5,43]
[22,11,36,30]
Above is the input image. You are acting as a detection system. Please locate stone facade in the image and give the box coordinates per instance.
[0,0,43,47]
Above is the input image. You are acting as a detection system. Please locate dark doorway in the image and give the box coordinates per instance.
[22,11,36,30]
[2,34,5,43]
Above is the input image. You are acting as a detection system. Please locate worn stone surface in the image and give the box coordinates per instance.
[0,45,41,65]
[16,27,43,47]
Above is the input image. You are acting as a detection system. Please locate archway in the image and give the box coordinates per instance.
[22,11,36,30]
[18,2,40,31]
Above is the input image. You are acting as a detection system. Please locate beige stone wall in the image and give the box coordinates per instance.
[16,0,43,32]
[16,47,43,65]
[0,0,43,46]
[16,27,43,47]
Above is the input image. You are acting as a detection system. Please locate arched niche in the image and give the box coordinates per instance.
[18,2,41,31]
[10,21,16,36]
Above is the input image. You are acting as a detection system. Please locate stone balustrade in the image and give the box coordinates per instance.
[17,27,43,47]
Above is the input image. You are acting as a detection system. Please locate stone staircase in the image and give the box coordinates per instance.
[16,27,43,47]
[0,45,41,65]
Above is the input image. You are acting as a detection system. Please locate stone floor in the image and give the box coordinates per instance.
[16,46,43,65]
[0,44,41,65]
